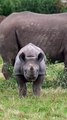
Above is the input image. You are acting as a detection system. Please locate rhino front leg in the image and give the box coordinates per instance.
[33,75,44,96]
[16,75,27,97]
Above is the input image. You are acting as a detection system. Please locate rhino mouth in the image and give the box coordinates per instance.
[28,76,36,80]
[29,76,36,80]
[25,75,37,81]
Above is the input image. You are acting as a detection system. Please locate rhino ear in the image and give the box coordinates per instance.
[19,52,26,62]
[37,53,44,62]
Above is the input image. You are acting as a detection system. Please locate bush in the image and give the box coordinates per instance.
[0,0,14,15]
[0,0,64,16]
[37,0,63,14]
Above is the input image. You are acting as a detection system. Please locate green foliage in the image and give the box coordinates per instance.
[43,70,67,89]
[0,0,15,15]
[36,0,63,14]
[43,63,67,89]
[6,63,13,75]
[0,77,16,91]
[56,70,67,88]
[0,0,64,16]
[62,4,67,12]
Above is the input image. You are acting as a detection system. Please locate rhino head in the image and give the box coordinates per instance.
[19,52,44,81]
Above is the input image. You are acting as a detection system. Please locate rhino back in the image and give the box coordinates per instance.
[0,12,67,62]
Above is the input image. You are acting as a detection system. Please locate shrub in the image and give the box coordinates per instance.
[62,4,67,12]
[0,0,14,15]
[37,0,63,14]
[0,0,64,16]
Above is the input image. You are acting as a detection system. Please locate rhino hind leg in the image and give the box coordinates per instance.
[2,58,15,79]
[16,75,27,97]
[33,75,44,96]
[64,56,67,71]
[64,48,67,70]
[2,63,12,79]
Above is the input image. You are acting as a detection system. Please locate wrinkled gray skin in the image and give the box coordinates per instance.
[14,43,46,97]
[0,11,67,79]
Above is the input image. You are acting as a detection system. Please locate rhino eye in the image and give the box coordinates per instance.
[37,53,43,62]
[19,52,26,62]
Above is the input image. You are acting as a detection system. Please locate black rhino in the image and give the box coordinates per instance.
[14,43,46,96]
[0,11,67,79]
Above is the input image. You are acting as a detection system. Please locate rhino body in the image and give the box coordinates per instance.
[14,43,46,96]
[0,16,5,23]
[0,11,67,79]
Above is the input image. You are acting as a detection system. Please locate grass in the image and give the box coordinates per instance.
[0,86,67,120]
[0,57,67,120]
